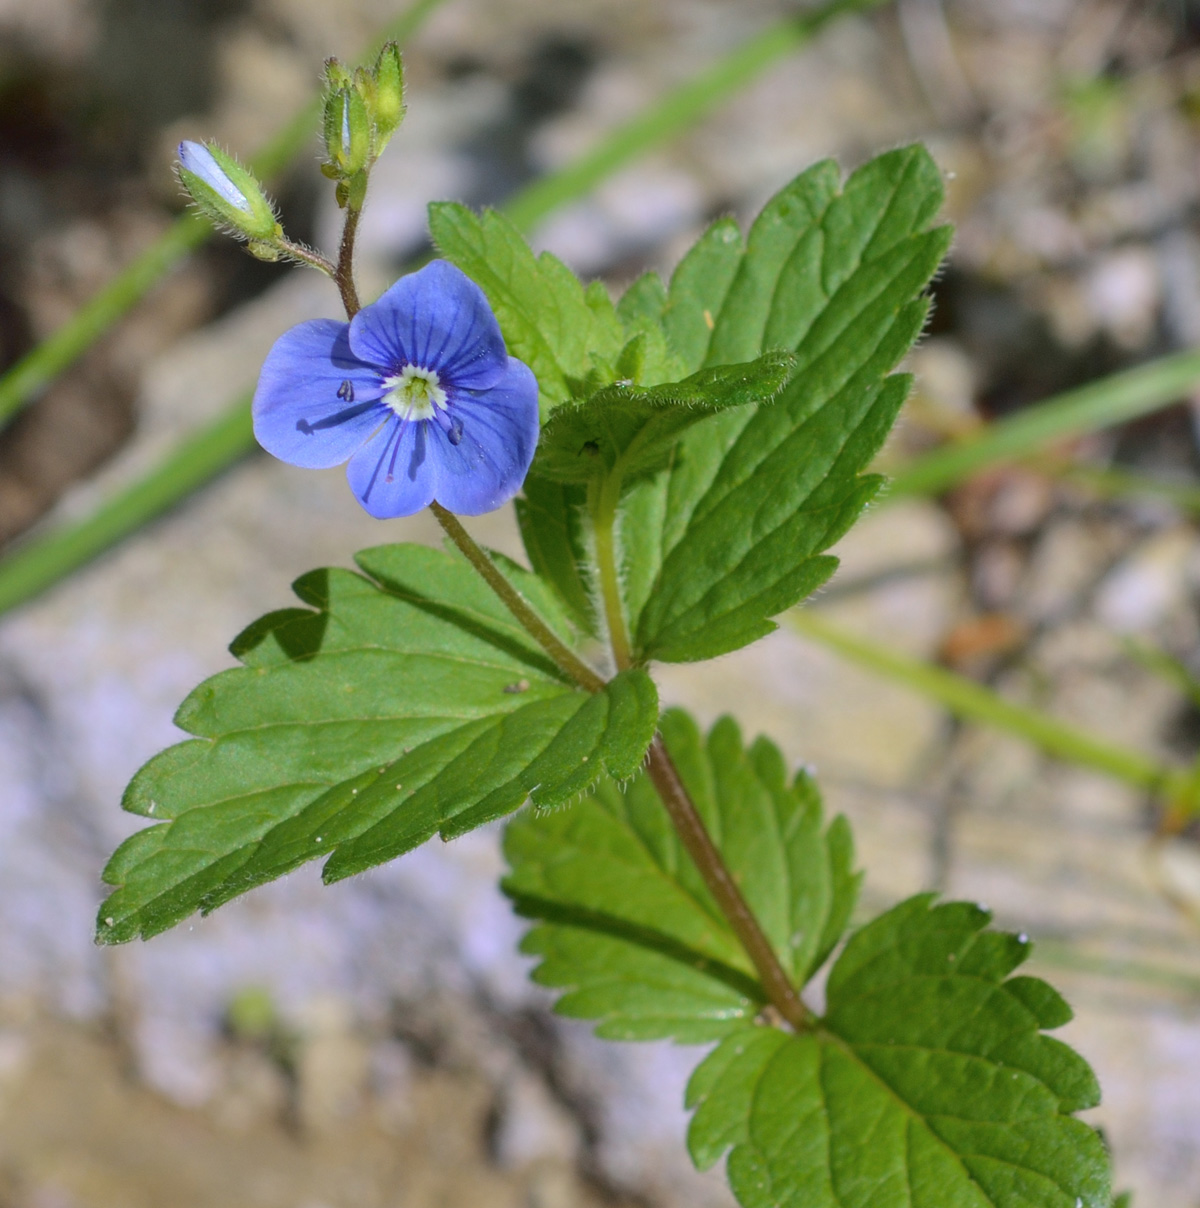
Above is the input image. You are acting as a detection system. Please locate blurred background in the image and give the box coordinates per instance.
[1,0,1200,1204]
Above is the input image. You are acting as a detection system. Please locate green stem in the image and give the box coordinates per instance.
[0,0,446,430]
[589,474,633,671]
[889,347,1200,499]
[643,737,811,1030]
[430,503,606,693]
[788,609,1190,801]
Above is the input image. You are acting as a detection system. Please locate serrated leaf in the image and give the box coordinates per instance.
[503,709,859,1043]
[97,543,658,944]
[534,351,796,486]
[620,146,951,662]
[429,202,624,414]
[686,896,1111,1208]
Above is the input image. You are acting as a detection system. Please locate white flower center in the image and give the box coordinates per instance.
[381,365,447,421]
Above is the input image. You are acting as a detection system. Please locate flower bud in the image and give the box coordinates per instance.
[176,141,279,242]
[372,43,406,145]
[323,86,370,177]
[323,56,352,90]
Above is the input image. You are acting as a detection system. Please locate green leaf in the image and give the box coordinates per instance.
[429,202,624,414]
[503,709,859,1042]
[514,475,597,638]
[660,217,744,373]
[533,351,796,486]
[621,146,951,662]
[96,543,658,944]
[686,896,1111,1208]
[616,270,669,337]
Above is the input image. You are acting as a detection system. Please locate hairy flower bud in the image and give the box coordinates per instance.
[323,56,352,90]
[176,141,279,242]
[323,86,370,178]
[372,42,406,146]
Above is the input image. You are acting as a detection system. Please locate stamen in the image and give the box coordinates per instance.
[430,407,463,447]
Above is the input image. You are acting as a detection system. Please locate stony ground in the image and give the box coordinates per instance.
[1,0,1200,1205]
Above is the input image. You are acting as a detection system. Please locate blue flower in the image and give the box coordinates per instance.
[253,260,539,517]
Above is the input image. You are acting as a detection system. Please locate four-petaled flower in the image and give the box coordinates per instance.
[253,260,539,517]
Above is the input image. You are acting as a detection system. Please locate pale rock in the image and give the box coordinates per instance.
[531,162,704,275]
[370,1038,416,1134]
[906,336,979,422]
[1021,518,1111,624]
[492,1070,581,1170]
[293,995,370,1130]
[1013,204,1086,263]
[208,26,313,156]
[209,1048,290,1134]
[0,1030,32,1101]
[1149,838,1200,918]
[825,498,962,657]
[1083,247,1162,349]
[0,0,95,60]
[134,1011,221,1108]
[972,538,1026,609]
[1094,527,1196,634]
[527,1163,585,1208]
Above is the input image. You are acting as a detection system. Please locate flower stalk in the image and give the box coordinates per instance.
[430,503,606,693]
[336,202,363,318]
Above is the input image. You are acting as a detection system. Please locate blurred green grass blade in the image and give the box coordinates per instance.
[889,347,1200,498]
[787,609,1183,796]
[504,0,890,231]
[0,398,255,615]
[1123,637,1200,711]
[0,0,889,618]
[1049,460,1200,515]
[0,215,211,429]
[0,0,446,431]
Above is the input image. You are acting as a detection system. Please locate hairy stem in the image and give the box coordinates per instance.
[643,738,811,1030]
[589,476,807,1028]
[430,503,606,693]
[336,204,363,317]
[434,498,809,1029]
[588,475,633,671]
[277,239,337,278]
